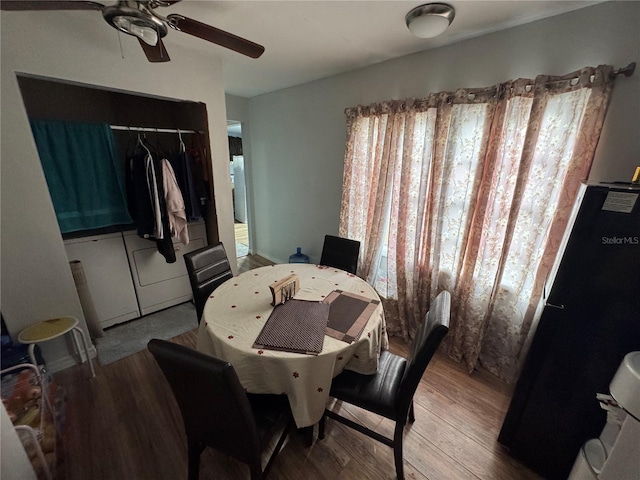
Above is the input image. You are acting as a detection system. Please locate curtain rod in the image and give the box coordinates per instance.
[613,62,636,78]
[545,62,636,86]
[110,125,202,134]
[457,62,637,94]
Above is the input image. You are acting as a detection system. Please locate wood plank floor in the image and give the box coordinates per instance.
[235,222,249,246]
[53,255,543,480]
[237,254,273,274]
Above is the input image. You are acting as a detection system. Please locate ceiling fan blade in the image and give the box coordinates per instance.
[0,1,103,11]
[138,37,170,63]
[167,14,264,59]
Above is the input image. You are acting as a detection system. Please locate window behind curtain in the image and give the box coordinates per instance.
[340,66,614,381]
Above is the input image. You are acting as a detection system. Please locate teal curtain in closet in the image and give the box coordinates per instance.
[30,119,132,233]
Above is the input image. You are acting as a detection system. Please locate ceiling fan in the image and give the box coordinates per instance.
[0,0,265,62]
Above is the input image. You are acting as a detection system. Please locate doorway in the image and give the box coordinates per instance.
[228,121,250,258]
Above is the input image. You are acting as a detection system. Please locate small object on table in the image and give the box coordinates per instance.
[269,274,300,306]
[289,247,310,264]
[18,316,95,378]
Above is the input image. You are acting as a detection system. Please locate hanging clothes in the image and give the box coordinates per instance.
[146,151,163,240]
[126,141,176,263]
[169,149,202,221]
[161,158,189,245]
[189,133,212,205]
[152,157,176,263]
[127,147,155,237]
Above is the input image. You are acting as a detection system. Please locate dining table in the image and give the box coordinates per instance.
[196,263,388,429]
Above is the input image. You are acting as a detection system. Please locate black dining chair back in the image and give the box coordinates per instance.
[319,290,451,480]
[147,339,292,480]
[183,242,233,322]
[319,235,361,274]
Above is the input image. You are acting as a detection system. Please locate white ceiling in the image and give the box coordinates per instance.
[160,0,601,98]
[1,0,603,99]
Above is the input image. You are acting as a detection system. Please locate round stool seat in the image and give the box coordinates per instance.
[18,317,79,343]
[18,316,95,378]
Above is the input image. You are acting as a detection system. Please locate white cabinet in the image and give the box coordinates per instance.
[64,233,140,329]
[124,222,207,315]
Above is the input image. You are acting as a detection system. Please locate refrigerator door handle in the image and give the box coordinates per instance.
[545,302,565,310]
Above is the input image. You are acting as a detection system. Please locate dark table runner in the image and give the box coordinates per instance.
[253,300,330,355]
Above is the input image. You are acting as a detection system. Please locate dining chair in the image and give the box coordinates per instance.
[183,242,233,322]
[319,235,361,274]
[148,339,293,480]
[318,290,451,480]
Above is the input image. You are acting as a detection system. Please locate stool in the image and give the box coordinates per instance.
[18,316,95,378]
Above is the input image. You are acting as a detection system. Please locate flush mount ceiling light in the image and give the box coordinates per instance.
[406,3,455,39]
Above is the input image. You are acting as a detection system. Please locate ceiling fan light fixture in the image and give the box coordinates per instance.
[113,16,158,45]
[406,3,455,39]
[103,4,168,46]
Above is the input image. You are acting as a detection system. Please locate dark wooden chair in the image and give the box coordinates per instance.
[319,234,361,274]
[148,339,292,480]
[183,242,233,323]
[319,290,451,480]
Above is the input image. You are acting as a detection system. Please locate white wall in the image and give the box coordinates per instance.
[0,10,235,369]
[247,1,640,265]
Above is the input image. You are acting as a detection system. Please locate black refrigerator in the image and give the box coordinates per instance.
[498,184,640,480]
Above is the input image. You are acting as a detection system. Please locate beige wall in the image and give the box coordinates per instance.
[247,1,640,265]
[0,10,235,369]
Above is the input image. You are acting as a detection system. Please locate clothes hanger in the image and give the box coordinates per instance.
[137,132,153,159]
[178,129,186,154]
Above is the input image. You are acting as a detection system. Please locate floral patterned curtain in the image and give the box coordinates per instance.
[339,65,614,382]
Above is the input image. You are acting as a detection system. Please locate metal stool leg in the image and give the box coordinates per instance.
[70,328,84,363]
[72,327,96,378]
[27,344,37,366]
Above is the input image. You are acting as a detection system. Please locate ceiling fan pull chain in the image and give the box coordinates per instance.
[117,31,125,59]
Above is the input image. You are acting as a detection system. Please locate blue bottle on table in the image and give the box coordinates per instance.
[289,247,310,264]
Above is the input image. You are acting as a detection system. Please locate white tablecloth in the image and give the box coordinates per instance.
[196,263,388,427]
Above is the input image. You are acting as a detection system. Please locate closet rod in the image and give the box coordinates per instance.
[110,125,202,134]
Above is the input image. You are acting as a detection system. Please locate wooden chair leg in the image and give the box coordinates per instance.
[264,421,292,477]
[187,442,204,480]
[318,413,326,439]
[393,423,405,480]
[296,426,314,447]
[408,400,415,423]
[303,426,314,447]
[249,464,263,480]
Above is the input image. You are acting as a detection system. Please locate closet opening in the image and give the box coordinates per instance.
[17,74,219,350]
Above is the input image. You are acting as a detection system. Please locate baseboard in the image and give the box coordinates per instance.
[46,345,98,373]
[256,251,286,265]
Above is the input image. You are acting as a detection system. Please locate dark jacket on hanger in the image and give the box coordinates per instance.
[127,147,176,263]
